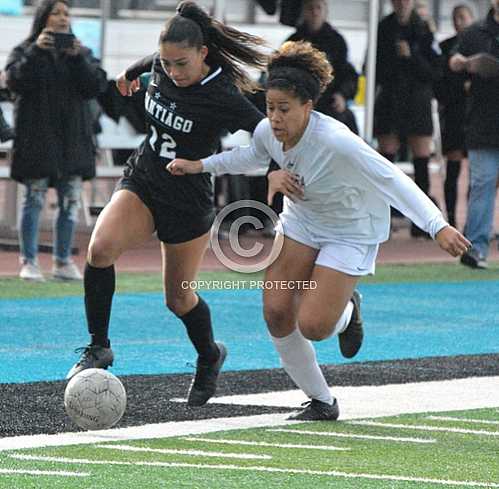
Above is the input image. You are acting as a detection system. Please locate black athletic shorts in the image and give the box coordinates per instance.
[115,166,215,244]
[374,87,433,137]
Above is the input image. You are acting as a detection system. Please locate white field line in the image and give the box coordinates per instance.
[8,454,499,488]
[182,437,351,451]
[95,443,271,460]
[212,376,499,419]
[267,428,435,444]
[349,420,499,437]
[0,413,292,452]
[0,467,89,477]
[427,416,499,425]
[3,376,499,452]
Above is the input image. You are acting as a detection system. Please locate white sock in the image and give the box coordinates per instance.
[332,300,354,336]
[271,328,333,405]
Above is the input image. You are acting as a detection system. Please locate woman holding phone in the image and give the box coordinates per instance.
[5,0,107,281]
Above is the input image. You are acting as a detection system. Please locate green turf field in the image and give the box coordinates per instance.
[1,407,498,488]
[1,262,498,299]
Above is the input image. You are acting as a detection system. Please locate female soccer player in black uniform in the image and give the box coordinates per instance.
[67,1,267,407]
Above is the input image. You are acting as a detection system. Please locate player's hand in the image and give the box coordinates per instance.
[36,28,55,50]
[267,169,304,205]
[116,70,140,96]
[166,159,203,175]
[435,225,471,257]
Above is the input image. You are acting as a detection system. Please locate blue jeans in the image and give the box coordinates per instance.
[465,149,499,259]
[19,176,82,265]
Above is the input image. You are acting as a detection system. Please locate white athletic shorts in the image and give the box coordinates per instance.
[278,213,379,276]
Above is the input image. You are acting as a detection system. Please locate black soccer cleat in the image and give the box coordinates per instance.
[287,398,340,421]
[339,290,364,358]
[187,341,227,407]
[66,344,114,380]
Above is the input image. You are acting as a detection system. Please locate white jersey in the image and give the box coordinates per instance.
[202,111,448,244]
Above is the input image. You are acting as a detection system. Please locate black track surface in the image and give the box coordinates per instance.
[1,353,498,437]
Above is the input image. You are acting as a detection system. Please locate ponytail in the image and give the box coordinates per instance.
[160,1,268,92]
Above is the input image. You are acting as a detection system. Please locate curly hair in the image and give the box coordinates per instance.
[267,41,333,103]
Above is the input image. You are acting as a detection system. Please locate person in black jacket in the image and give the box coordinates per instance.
[435,4,474,228]
[5,0,107,281]
[374,0,442,237]
[66,1,267,407]
[449,1,499,269]
[285,0,359,134]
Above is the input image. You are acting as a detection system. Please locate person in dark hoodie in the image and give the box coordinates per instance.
[449,0,499,269]
[374,0,442,238]
[5,0,107,281]
[285,0,359,134]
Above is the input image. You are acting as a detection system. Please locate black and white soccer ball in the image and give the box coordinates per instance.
[64,368,127,431]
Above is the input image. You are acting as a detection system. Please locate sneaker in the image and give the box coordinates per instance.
[339,290,363,358]
[288,398,340,421]
[460,248,488,269]
[19,262,45,281]
[187,342,227,407]
[66,344,114,379]
[53,261,83,280]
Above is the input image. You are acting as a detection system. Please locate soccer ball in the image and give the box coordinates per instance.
[64,368,127,431]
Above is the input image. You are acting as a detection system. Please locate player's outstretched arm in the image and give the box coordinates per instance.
[115,70,140,97]
[435,226,471,257]
[167,159,203,176]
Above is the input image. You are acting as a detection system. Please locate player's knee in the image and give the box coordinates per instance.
[298,317,330,341]
[264,303,293,333]
[87,237,119,268]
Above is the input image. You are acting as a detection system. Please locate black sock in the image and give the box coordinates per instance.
[444,160,461,226]
[180,296,219,364]
[413,157,430,195]
[84,263,115,347]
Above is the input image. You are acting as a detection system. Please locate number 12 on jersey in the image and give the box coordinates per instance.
[149,126,177,159]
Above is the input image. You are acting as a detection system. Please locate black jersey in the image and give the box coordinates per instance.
[125,54,264,214]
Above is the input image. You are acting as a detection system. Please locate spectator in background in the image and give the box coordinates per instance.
[5,0,107,281]
[449,0,499,269]
[0,71,14,143]
[434,4,474,228]
[415,0,437,33]
[374,0,442,238]
[285,0,359,134]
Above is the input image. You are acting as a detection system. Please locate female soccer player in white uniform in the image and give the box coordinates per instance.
[168,41,471,420]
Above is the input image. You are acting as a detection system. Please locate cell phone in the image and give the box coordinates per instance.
[53,32,75,50]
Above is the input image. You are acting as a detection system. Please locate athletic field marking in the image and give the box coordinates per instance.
[182,437,351,451]
[9,454,499,487]
[3,376,499,452]
[95,443,271,460]
[0,413,292,452]
[427,416,499,425]
[267,428,435,444]
[0,467,89,477]
[212,376,499,420]
[349,420,499,436]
